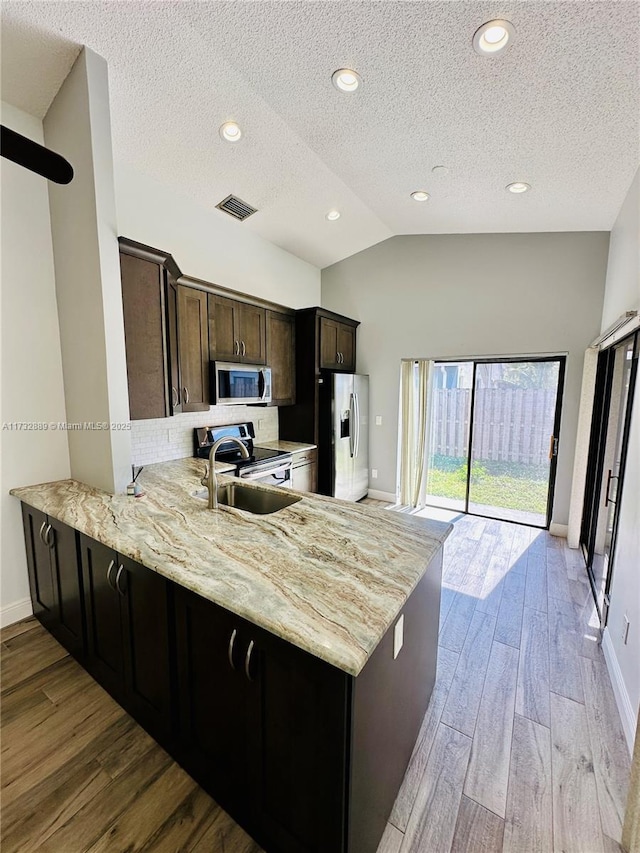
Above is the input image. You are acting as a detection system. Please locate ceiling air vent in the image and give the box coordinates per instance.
[216,194,257,221]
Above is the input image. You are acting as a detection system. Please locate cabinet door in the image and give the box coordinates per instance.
[253,633,348,853]
[209,294,239,361]
[120,253,170,420]
[48,517,84,658]
[177,286,209,412]
[175,588,257,822]
[118,555,172,741]
[291,462,316,493]
[267,312,295,405]
[320,318,340,369]
[338,324,356,372]
[238,304,267,364]
[80,535,125,700]
[21,504,57,630]
[166,278,182,414]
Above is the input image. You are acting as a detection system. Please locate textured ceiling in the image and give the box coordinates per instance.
[1,1,639,269]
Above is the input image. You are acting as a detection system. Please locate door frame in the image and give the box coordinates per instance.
[580,330,639,626]
[427,354,566,529]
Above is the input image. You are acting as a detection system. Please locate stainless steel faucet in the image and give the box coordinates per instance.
[201,437,250,509]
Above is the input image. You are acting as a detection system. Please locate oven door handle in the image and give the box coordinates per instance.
[240,464,292,481]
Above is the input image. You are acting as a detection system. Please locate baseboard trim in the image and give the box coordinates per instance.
[549,522,568,538]
[367,489,397,503]
[1,597,33,629]
[602,628,636,755]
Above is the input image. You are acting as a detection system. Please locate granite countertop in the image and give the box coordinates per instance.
[256,440,317,454]
[11,458,451,676]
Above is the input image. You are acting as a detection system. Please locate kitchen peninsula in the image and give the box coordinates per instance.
[12,460,451,853]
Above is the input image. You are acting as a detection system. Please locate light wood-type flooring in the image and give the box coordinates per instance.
[1,513,631,853]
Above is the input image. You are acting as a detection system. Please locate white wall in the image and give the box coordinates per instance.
[44,48,131,493]
[0,101,70,625]
[114,162,321,309]
[322,232,609,526]
[600,169,640,750]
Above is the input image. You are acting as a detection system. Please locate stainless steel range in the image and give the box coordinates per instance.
[194,423,293,488]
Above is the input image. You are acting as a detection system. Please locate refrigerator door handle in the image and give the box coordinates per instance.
[354,392,360,457]
[349,393,355,458]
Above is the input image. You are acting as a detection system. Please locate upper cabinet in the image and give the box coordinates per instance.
[319,316,357,372]
[120,251,172,420]
[176,286,209,412]
[267,311,296,406]
[209,295,266,365]
[119,239,209,417]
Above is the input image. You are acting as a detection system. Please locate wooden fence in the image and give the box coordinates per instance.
[430,388,557,466]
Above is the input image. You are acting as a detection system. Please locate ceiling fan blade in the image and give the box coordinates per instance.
[1,124,73,184]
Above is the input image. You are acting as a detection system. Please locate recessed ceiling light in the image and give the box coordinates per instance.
[506,181,531,193]
[331,68,362,93]
[431,165,449,175]
[411,191,430,202]
[472,19,515,55]
[326,209,341,221]
[219,121,242,142]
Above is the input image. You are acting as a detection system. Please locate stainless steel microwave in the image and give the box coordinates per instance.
[213,362,272,405]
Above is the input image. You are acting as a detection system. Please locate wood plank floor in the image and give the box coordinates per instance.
[1,513,631,852]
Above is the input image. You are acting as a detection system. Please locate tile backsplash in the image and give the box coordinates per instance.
[131,406,279,466]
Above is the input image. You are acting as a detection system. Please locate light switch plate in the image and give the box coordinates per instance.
[394,615,404,659]
[375,416,382,426]
[372,469,378,479]
[622,614,630,645]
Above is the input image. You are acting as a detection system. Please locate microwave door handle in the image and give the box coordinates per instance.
[259,370,267,401]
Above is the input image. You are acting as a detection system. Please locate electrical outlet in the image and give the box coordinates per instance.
[258,419,265,430]
[622,614,630,645]
[375,416,382,426]
[166,429,171,443]
[394,615,404,659]
[371,469,378,479]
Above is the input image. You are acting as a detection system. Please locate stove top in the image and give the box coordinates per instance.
[194,422,289,469]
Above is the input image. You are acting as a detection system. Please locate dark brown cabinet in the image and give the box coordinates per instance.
[267,310,296,406]
[320,316,356,371]
[177,285,209,412]
[80,534,172,741]
[21,504,84,659]
[209,295,267,365]
[174,586,347,853]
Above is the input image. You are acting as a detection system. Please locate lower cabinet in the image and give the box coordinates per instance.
[21,504,84,659]
[80,534,172,742]
[291,448,318,493]
[174,586,348,853]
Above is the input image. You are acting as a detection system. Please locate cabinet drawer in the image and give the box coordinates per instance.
[291,448,317,467]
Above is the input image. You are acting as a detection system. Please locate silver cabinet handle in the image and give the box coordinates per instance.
[172,386,179,408]
[241,340,246,357]
[106,559,116,591]
[228,628,237,670]
[235,340,240,356]
[39,520,48,545]
[245,640,255,681]
[183,387,190,404]
[336,352,340,364]
[115,565,126,597]
[44,524,54,548]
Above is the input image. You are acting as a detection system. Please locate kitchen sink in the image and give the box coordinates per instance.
[191,483,301,514]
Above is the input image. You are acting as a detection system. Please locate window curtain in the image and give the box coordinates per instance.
[399,359,433,508]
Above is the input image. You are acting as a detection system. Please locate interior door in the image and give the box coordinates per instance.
[582,333,638,625]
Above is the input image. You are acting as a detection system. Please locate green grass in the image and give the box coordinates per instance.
[426,456,549,514]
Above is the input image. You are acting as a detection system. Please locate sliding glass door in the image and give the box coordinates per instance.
[425,356,565,528]
[581,332,638,626]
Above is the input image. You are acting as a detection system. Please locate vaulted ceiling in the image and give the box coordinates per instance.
[2,1,638,268]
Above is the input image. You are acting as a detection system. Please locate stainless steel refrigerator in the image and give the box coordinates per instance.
[320,373,369,501]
